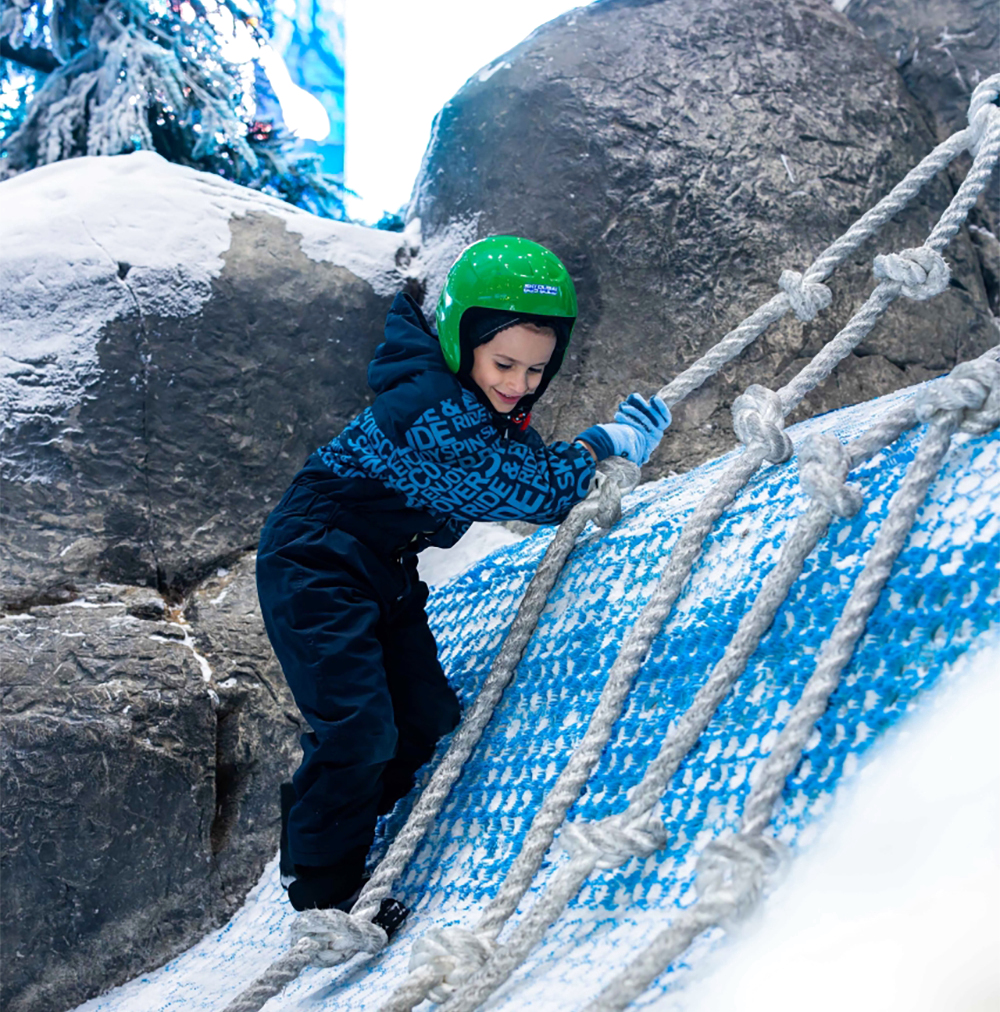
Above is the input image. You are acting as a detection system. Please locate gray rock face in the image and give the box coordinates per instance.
[182,556,303,892]
[0,154,408,1012]
[410,0,996,475]
[843,0,1000,313]
[0,558,299,1012]
[1,154,406,609]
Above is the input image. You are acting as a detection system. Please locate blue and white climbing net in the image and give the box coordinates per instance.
[75,368,1000,1012]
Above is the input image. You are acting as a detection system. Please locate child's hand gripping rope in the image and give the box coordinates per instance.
[576,393,672,465]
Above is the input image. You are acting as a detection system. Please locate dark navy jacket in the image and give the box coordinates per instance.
[305,293,597,557]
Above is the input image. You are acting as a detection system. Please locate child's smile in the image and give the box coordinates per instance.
[470,323,557,414]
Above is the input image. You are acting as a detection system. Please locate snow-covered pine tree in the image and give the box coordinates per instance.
[0,0,346,217]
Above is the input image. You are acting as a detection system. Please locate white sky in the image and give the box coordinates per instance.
[343,0,592,224]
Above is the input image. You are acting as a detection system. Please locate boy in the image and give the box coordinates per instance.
[256,236,670,914]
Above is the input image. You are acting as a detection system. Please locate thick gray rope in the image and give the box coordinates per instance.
[741,366,1000,838]
[655,127,973,408]
[221,939,320,1012]
[222,910,388,1012]
[582,834,787,1012]
[513,341,999,882]
[583,417,961,1012]
[221,459,638,1012]
[582,354,1000,1012]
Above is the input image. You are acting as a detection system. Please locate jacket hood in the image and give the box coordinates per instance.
[367,293,449,395]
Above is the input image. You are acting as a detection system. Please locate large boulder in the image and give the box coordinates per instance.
[0,152,411,609]
[0,556,300,1012]
[0,139,418,1012]
[842,0,1000,312]
[408,0,996,475]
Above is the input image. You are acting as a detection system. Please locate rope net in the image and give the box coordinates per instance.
[224,73,1000,1012]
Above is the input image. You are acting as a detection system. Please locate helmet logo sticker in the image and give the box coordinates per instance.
[523,284,560,295]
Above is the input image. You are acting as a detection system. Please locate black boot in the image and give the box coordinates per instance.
[372,897,410,940]
[279,782,410,938]
[286,861,409,936]
[286,844,369,912]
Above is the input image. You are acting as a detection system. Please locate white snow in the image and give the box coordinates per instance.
[418,521,526,586]
[478,60,512,83]
[0,152,403,429]
[673,635,1000,1012]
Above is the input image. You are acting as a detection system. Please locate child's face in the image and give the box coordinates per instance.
[470,324,558,413]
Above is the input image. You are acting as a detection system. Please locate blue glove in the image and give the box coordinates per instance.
[575,394,671,466]
[615,393,671,438]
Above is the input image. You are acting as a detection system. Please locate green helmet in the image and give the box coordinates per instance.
[436,235,578,374]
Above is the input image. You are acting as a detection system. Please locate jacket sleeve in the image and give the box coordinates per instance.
[352,384,597,525]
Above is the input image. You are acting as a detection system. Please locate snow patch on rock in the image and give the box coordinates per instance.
[418,522,526,586]
[407,213,481,314]
[0,152,403,430]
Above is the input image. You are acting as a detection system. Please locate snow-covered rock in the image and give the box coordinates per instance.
[0,152,406,607]
[0,155,413,1009]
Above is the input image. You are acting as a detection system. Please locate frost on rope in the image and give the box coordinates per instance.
[71,381,1000,1012]
[0,152,402,432]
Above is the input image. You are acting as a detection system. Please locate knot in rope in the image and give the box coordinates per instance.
[872,247,950,300]
[288,908,386,967]
[409,926,494,1004]
[732,385,793,463]
[778,269,833,322]
[559,815,668,871]
[914,358,1000,436]
[694,834,786,924]
[967,73,1000,156]
[581,457,641,529]
[797,433,863,517]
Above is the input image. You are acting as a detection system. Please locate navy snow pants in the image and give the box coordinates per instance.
[255,481,461,870]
